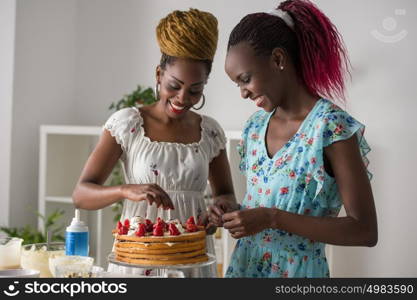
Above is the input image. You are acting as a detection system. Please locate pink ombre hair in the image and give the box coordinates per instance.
[228,0,350,101]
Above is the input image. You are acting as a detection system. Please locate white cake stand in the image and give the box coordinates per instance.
[107,253,217,278]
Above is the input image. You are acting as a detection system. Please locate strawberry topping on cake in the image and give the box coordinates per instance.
[115,216,202,237]
[135,223,147,237]
[168,223,181,236]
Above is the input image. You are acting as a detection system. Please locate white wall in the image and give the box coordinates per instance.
[0,0,16,227]
[10,0,78,227]
[73,0,148,125]
[6,0,417,276]
[73,0,274,127]
[316,0,417,277]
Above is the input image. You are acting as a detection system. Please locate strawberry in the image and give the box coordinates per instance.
[145,219,153,232]
[122,226,129,235]
[135,223,146,237]
[117,221,123,230]
[186,216,195,226]
[153,218,161,227]
[168,223,180,236]
[117,218,130,235]
[186,223,198,233]
[153,224,164,236]
[154,218,168,231]
[117,221,124,235]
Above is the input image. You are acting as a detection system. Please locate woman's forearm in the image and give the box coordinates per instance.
[72,182,125,210]
[213,193,239,211]
[214,193,236,203]
[268,208,377,247]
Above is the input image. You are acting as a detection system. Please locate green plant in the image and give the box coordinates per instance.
[108,85,156,111]
[109,85,157,222]
[0,209,65,245]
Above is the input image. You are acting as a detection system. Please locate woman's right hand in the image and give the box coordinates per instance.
[208,196,240,227]
[121,184,175,210]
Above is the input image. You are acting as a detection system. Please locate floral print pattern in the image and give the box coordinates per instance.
[226,99,371,278]
[150,163,159,176]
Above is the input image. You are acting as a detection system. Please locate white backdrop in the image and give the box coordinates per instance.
[1,0,416,276]
[0,0,15,228]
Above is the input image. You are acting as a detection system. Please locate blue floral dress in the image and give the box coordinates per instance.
[225,99,371,278]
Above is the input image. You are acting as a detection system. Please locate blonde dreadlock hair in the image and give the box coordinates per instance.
[156,8,218,74]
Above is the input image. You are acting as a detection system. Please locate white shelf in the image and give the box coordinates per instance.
[45,196,117,207]
[45,196,73,204]
[38,125,110,266]
[41,125,102,136]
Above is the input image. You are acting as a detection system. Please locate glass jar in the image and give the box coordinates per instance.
[52,255,94,278]
[20,242,65,277]
[0,237,23,270]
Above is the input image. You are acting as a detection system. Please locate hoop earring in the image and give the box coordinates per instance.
[193,94,205,110]
[154,83,160,100]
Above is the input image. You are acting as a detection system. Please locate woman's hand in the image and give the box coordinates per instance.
[121,184,175,210]
[208,196,240,227]
[197,212,217,235]
[222,207,275,239]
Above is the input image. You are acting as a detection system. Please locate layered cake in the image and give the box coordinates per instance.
[113,216,208,265]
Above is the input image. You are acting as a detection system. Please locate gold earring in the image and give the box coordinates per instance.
[154,83,160,100]
[193,94,205,110]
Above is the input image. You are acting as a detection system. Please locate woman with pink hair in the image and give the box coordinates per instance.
[209,0,377,277]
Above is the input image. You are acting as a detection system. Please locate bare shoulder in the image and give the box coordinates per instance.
[324,134,359,157]
[324,135,368,180]
[100,129,123,152]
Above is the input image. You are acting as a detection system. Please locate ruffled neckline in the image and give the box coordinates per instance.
[132,107,208,148]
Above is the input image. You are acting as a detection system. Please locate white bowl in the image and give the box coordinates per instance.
[21,242,65,278]
[51,255,94,278]
[0,269,40,278]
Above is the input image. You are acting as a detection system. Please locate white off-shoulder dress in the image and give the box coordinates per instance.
[104,107,226,277]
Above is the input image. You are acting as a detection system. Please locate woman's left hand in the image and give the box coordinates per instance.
[198,212,217,235]
[222,207,275,239]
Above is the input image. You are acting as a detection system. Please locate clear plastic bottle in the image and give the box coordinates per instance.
[65,209,89,256]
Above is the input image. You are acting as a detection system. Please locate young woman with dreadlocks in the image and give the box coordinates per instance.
[208,0,377,278]
[73,9,237,277]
